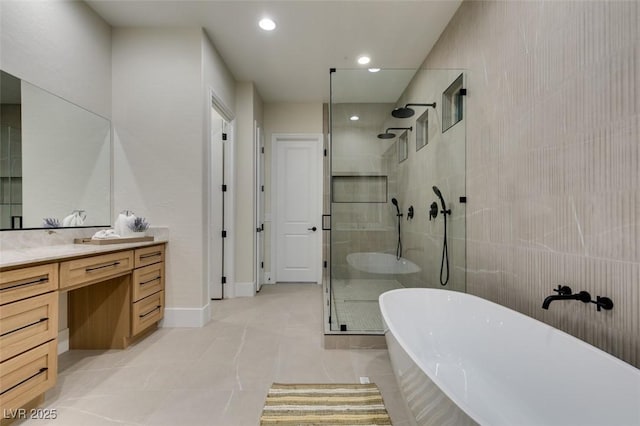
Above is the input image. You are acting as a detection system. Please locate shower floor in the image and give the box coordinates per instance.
[330,278,404,332]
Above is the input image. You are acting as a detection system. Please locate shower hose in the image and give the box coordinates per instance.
[396,214,403,260]
[439,211,449,286]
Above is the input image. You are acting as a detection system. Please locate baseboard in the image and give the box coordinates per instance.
[234,281,255,297]
[58,328,69,355]
[163,303,211,327]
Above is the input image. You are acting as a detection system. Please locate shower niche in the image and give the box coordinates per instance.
[397,130,408,163]
[326,68,466,335]
[416,109,429,151]
[442,73,465,132]
[332,175,387,203]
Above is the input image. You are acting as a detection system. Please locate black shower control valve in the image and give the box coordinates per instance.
[593,296,614,312]
[407,206,414,220]
[429,202,438,221]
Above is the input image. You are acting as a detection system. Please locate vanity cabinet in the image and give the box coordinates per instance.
[67,244,166,349]
[59,250,134,290]
[0,264,58,305]
[0,241,166,419]
[0,265,59,420]
[131,245,165,337]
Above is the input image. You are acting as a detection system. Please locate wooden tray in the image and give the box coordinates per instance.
[74,236,154,245]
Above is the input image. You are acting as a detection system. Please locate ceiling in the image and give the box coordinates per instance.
[86,1,462,103]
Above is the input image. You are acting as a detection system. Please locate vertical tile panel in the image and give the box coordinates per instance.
[423,0,639,367]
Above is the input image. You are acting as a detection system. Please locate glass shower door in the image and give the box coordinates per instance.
[328,68,467,333]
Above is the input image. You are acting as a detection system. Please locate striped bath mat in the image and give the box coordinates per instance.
[260,383,392,425]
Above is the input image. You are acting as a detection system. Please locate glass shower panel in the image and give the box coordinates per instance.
[328,68,466,333]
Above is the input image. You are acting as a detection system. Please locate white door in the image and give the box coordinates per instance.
[255,123,265,291]
[274,134,323,283]
[209,109,226,300]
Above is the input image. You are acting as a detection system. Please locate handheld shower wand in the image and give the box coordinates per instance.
[391,198,403,260]
[391,198,401,216]
[432,186,450,286]
[432,186,451,215]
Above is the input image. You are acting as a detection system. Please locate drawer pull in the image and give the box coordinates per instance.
[0,317,48,338]
[0,367,48,396]
[85,261,121,273]
[1,276,48,292]
[140,252,162,260]
[139,305,162,318]
[140,276,161,286]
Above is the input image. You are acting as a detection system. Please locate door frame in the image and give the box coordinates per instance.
[270,133,323,284]
[208,89,235,301]
[255,121,265,292]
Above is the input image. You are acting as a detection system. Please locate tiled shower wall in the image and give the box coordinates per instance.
[387,69,467,293]
[425,1,639,366]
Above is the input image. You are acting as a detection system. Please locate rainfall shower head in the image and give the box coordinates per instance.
[377,127,412,139]
[391,103,437,119]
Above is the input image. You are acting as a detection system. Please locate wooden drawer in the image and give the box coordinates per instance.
[134,245,165,268]
[0,264,58,306]
[132,291,164,337]
[0,340,57,414]
[59,251,133,290]
[0,293,58,362]
[132,262,164,302]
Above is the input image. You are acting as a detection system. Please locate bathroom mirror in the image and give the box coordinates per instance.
[0,70,111,230]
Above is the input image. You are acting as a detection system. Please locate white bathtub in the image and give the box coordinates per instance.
[346,252,420,274]
[379,288,640,426]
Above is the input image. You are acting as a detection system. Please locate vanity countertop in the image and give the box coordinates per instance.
[0,238,168,269]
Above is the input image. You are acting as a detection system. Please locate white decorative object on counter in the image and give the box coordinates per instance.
[127,217,150,236]
[114,210,137,237]
[91,229,121,240]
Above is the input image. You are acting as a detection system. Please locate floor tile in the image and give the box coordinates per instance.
[19,283,410,425]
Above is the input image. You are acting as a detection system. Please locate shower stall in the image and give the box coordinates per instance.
[324,68,467,334]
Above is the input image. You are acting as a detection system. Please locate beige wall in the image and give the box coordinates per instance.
[263,103,323,281]
[113,28,237,321]
[0,0,111,118]
[427,1,639,366]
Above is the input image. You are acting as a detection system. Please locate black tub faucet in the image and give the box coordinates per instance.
[542,286,591,309]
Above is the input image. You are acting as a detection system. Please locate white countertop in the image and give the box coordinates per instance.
[0,238,168,269]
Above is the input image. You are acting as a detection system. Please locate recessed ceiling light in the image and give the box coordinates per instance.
[350,115,360,121]
[357,55,371,65]
[259,18,276,31]
[368,68,381,73]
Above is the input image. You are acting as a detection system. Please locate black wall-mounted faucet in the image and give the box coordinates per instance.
[542,286,614,312]
[542,286,591,309]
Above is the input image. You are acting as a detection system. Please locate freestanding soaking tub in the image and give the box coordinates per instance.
[379,288,640,426]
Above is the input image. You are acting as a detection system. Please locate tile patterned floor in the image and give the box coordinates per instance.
[331,279,404,332]
[17,284,411,426]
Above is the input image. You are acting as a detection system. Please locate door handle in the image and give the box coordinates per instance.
[307,226,317,232]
